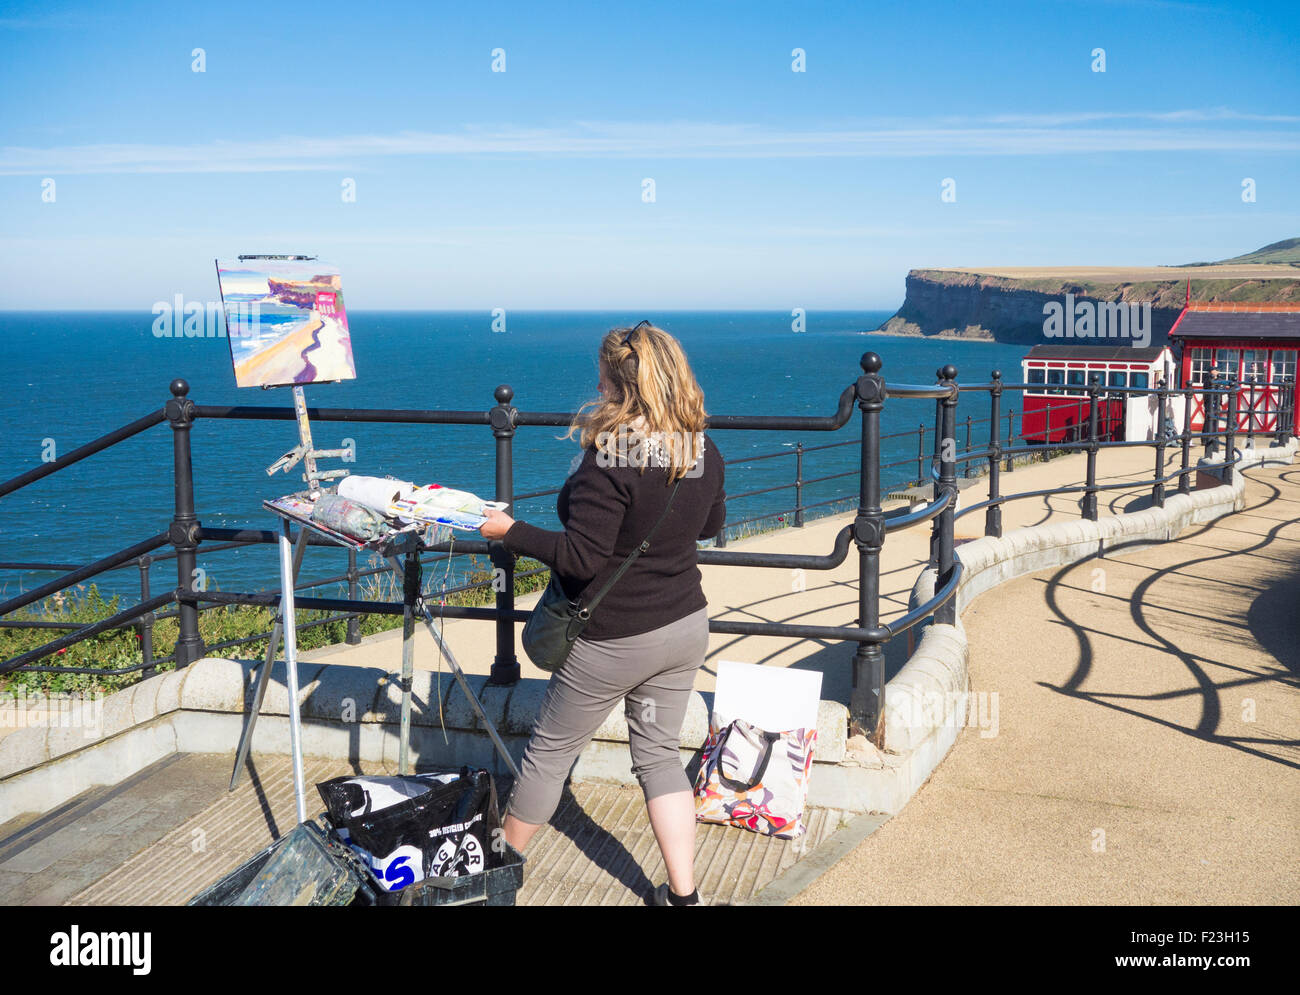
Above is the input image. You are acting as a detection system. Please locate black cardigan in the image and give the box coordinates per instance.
[503,433,726,641]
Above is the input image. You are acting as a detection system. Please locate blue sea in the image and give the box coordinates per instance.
[0,311,1027,605]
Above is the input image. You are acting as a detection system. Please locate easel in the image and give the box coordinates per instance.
[225,256,518,826]
[228,374,350,820]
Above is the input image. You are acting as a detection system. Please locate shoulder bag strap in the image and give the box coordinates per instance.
[573,477,683,620]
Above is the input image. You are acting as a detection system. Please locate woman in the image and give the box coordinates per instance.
[478,320,725,907]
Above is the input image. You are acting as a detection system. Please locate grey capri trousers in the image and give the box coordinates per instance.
[505,605,710,826]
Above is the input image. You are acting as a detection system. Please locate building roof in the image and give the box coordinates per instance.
[1169,302,1300,340]
[1024,345,1169,361]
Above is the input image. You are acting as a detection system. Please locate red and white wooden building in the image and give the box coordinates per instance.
[1168,302,1300,434]
[1020,344,1178,443]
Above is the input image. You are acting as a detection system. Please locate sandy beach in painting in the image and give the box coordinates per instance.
[232,312,352,386]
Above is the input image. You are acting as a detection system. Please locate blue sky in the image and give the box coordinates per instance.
[1,0,1297,309]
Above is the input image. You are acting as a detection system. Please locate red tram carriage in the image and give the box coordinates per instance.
[1020,345,1176,444]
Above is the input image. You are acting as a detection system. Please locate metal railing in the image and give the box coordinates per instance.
[1,361,1291,746]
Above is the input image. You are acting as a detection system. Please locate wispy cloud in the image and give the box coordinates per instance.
[974,108,1300,126]
[3,113,1297,175]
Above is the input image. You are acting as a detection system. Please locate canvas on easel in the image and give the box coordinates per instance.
[216,257,356,388]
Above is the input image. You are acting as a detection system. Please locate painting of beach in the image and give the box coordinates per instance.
[215,259,356,388]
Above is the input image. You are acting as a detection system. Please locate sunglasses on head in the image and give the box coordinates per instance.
[622,319,652,347]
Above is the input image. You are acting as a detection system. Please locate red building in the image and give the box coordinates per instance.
[1168,302,1300,434]
[1020,345,1176,443]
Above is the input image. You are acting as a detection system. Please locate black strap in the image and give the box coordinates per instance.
[716,727,781,793]
[573,477,683,620]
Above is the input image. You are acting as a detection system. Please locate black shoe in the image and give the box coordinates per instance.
[652,883,707,906]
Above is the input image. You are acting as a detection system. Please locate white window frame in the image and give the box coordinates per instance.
[1189,346,1213,387]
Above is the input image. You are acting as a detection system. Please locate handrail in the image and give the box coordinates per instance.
[0,532,172,618]
[887,382,960,400]
[883,558,965,637]
[0,409,166,498]
[1,354,1291,753]
[883,485,953,533]
[0,591,175,676]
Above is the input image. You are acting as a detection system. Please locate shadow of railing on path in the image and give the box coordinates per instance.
[1036,463,1300,771]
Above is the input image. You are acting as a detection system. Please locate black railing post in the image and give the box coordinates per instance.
[165,379,204,668]
[1284,379,1295,442]
[1273,381,1286,447]
[1153,383,1168,508]
[985,371,1003,538]
[849,353,887,745]
[1005,410,1015,472]
[1179,389,1193,495]
[963,414,973,478]
[138,554,156,679]
[935,365,959,626]
[1225,386,1238,485]
[1080,377,1100,521]
[929,393,944,568]
[794,442,805,527]
[488,384,520,686]
[916,423,925,482]
[346,547,361,645]
[1245,379,1256,449]
[1201,379,1211,455]
[1282,382,1290,440]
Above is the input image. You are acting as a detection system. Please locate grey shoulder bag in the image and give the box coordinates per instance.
[522,479,682,673]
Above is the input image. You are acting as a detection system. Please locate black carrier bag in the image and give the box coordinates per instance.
[316,767,524,907]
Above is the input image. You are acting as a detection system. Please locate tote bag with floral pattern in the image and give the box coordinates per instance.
[693,715,816,839]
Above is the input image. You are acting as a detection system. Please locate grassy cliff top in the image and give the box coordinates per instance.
[922,238,1299,284]
[914,239,1300,305]
[1191,237,1300,265]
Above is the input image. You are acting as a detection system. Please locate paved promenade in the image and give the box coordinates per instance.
[794,458,1300,905]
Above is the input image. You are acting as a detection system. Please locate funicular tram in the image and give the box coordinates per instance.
[1019,345,1178,444]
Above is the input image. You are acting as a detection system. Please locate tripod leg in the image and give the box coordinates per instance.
[230,525,311,791]
[398,551,418,775]
[280,521,309,825]
[386,556,521,778]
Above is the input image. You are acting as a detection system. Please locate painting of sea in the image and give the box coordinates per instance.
[215,258,357,388]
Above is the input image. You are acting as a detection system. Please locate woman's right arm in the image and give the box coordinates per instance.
[699,489,726,540]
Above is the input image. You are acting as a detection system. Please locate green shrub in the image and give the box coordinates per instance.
[0,554,551,696]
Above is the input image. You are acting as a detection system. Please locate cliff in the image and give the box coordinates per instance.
[267,274,342,310]
[875,260,1300,344]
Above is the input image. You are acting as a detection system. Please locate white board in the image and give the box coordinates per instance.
[713,660,822,732]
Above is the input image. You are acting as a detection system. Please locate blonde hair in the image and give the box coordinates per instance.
[564,323,708,482]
